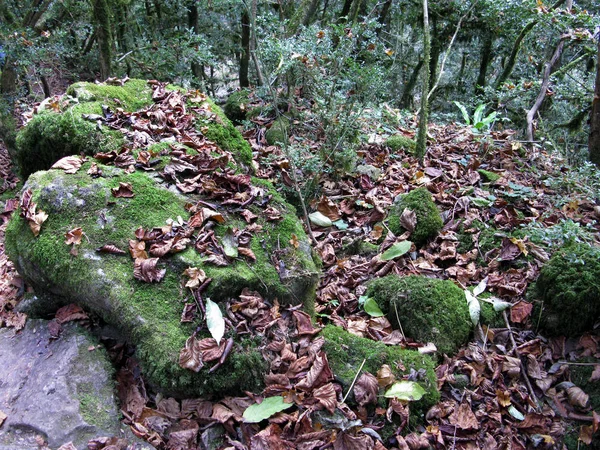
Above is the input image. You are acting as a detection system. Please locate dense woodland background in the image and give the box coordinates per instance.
[1,0,600,172]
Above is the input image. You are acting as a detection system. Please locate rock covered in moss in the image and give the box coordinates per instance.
[265,117,290,145]
[388,188,443,244]
[532,244,600,336]
[367,275,470,356]
[385,135,416,153]
[477,169,501,183]
[15,79,253,179]
[224,89,250,123]
[321,325,439,420]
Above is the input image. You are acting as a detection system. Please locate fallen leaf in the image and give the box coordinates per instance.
[377,365,396,388]
[309,211,333,227]
[399,208,417,233]
[238,247,257,261]
[205,298,225,345]
[96,244,126,255]
[380,241,412,261]
[29,210,48,237]
[51,155,84,174]
[243,396,293,423]
[384,381,426,401]
[56,304,88,323]
[449,402,480,430]
[133,258,165,283]
[183,267,206,289]
[511,301,533,323]
[354,372,378,406]
[179,335,203,372]
[0,409,7,427]
[65,227,83,245]
[112,182,134,198]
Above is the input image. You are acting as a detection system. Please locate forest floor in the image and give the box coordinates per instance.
[1,96,600,449]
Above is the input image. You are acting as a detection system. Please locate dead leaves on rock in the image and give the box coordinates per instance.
[133,257,166,283]
[19,189,48,237]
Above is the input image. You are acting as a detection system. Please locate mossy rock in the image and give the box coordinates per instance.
[388,188,443,244]
[531,244,600,336]
[5,166,317,397]
[15,79,253,179]
[321,325,439,421]
[265,117,290,146]
[385,135,416,153]
[223,89,250,123]
[366,275,470,356]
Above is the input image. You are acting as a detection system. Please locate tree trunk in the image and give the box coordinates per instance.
[400,59,423,109]
[250,0,264,86]
[476,34,493,89]
[589,38,600,166]
[239,10,250,88]
[187,2,204,85]
[415,0,430,162]
[377,0,393,28]
[526,0,572,142]
[91,0,113,80]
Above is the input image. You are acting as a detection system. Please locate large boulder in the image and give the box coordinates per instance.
[6,80,318,398]
[0,320,137,449]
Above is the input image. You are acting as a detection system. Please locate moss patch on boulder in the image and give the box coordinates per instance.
[531,244,600,336]
[15,79,253,179]
[388,188,443,244]
[477,169,501,183]
[265,117,290,146]
[366,275,471,356]
[321,325,439,420]
[224,89,250,123]
[385,135,416,153]
[5,164,316,397]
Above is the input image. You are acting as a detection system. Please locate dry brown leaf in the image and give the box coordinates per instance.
[111,182,135,198]
[312,382,338,414]
[65,227,83,245]
[238,247,257,261]
[317,196,341,221]
[590,365,600,382]
[133,257,166,283]
[377,364,396,388]
[96,244,126,255]
[184,267,206,289]
[129,240,148,259]
[56,304,88,324]
[399,208,417,233]
[51,155,84,174]
[510,301,533,324]
[496,389,511,407]
[353,372,378,406]
[566,386,590,410]
[333,431,374,450]
[179,335,203,372]
[579,424,594,445]
[448,401,479,430]
[29,210,48,237]
[0,409,6,427]
[57,443,77,450]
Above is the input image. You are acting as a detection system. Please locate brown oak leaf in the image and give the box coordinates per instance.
[133,258,165,283]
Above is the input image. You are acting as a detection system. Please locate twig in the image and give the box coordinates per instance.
[503,310,541,412]
[209,337,235,373]
[342,358,366,404]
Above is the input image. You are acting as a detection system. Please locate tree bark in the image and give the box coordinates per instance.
[239,10,250,87]
[476,33,494,89]
[589,38,600,166]
[400,59,423,109]
[91,0,113,80]
[415,0,430,162]
[250,0,264,86]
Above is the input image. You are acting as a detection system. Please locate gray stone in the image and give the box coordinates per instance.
[0,320,122,449]
[355,164,381,181]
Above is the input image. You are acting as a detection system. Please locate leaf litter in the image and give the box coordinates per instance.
[1,82,600,448]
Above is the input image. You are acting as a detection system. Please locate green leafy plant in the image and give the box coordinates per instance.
[454,101,497,134]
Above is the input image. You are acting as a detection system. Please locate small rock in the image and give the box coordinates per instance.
[355,164,381,181]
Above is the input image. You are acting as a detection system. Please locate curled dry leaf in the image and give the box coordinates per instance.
[399,208,417,233]
[65,227,83,246]
[111,182,135,198]
[183,267,206,289]
[51,155,84,174]
[510,301,533,324]
[56,304,88,324]
[179,335,203,372]
[566,386,590,410]
[134,257,166,283]
[96,244,126,255]
[377,364,396,388]
[29,210,48,237]
[312,382,338,414]
[238,247,256,261]
[129,240,148,259]
[354,372,378,406]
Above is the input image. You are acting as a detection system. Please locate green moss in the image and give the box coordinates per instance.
[388,188,443,245]
[265,117,290,146]
[531,244,600,336]
[5,166,316,395]
[77,385,115,430]
[477,169,501,183]
[321,325,439,421]
[385,135,416,153]
[479,299,504,328]
[65,79,153,111]
[224,89,250,123]
[367,275,470,356]
[195,97,253,168]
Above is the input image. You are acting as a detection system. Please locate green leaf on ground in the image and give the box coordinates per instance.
[205,298,225,345]
[363,297,384,317]
[384,381,426,401]
[380,241,412,261]
[243,396,293,423]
